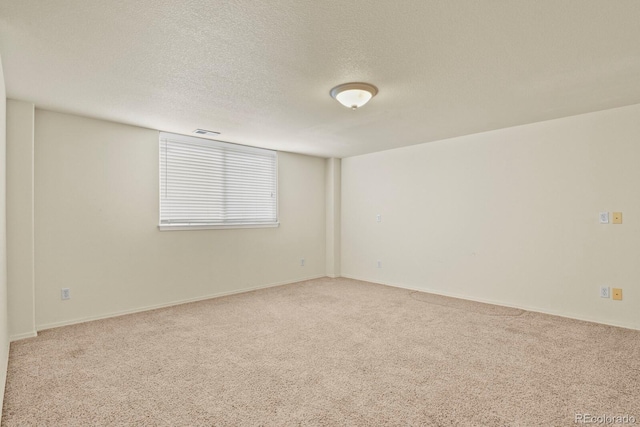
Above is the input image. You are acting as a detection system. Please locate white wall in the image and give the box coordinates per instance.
[325,158,341,278]
[342,103,640,330]
[6,99,35,340]
[34,109,326,329]
[0,55,10,421]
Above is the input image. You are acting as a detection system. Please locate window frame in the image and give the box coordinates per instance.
[158,132,279,231]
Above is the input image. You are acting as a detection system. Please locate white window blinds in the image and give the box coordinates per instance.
[159,132,278,229]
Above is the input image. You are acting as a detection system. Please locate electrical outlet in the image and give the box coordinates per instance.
[61,288,71,300]
[600,286,610,298]
[599,212,609,224]
[300,258,305,267]
[377,260,382,268]
[376,214,381,222]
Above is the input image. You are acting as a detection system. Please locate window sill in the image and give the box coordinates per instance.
[158,222,280,231]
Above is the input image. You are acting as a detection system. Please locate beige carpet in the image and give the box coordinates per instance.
[2,277,639,426]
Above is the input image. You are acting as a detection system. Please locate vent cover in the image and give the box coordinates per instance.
[193,129,220,136]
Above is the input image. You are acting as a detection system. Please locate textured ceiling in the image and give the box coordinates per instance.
[1,1,640,158]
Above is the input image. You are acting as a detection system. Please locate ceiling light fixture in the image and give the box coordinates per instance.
[330,82,378,110]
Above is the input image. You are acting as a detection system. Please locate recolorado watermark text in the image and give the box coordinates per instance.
[575,414,636,424]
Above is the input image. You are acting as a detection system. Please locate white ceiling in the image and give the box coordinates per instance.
[1,1,640,158]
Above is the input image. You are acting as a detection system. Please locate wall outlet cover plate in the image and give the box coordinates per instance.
[612,288,623,300]
[599,212,609,224]
[612,212,622,224]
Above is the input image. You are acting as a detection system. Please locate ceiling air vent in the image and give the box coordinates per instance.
[193,129,220,136]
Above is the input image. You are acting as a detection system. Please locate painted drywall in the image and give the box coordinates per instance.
[0,55,10,422]
[34,110,326,329]
[325,158,341,278]
[6,99,36,340]
[342,103,640,330]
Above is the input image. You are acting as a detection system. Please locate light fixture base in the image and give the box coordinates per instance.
[330,82,378,110]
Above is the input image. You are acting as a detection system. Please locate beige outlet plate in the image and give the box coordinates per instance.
[612,212,623,224]
[612,288,623,300]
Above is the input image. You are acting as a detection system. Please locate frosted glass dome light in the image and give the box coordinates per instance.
[330,82,378,110]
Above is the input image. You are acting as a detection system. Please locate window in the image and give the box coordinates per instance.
[159,132,278,230]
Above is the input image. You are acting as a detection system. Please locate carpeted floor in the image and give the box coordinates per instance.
[2,277,639,426]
